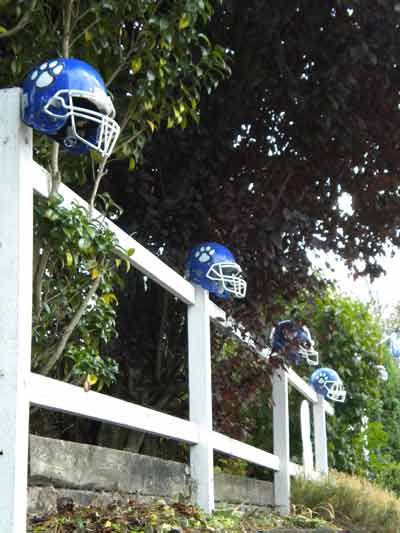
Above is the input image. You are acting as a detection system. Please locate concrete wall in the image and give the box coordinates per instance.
[28,435,273,514]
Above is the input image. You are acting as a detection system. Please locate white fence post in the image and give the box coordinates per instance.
[313,394,328,475]
[300,400,314,478]
[272,367,290,515]
[187,285,214,513]
[0,88,33,533]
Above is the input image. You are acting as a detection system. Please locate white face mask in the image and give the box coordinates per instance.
[297,343,319,366]
[45,89,120,157]
[206,262,247,298]
[324,380,347,402]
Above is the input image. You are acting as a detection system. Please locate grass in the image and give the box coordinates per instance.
[292,470,400,533]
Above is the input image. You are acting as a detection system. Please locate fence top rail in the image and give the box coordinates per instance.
[31,161,196,305]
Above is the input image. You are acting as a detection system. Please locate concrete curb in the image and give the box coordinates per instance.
[29,435,274,514]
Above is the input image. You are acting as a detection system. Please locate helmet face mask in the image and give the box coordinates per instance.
[206,262,246,299]
[297,342,319,366]
[324,380,347,402]
[22,58,120,157]
[44,90,120,157]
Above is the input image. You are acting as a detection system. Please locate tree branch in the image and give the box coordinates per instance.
[71,5,97,29]
[89,157,108,218]
[0,0,38,40]
[49,0,74,195]
[105,38,138,88]
[63,0,75,58]
[33,247,51,320]
[50,142,61,194]
[155,292,169,383]
[41,275,102,376]
[70,15,100,48]
[121,126,145,147]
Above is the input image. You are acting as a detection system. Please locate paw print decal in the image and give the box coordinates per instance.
[30,60,64,89]
[195,245,215,263]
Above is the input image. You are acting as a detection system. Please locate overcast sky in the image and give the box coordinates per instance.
[306,191,400,317]
[310,247,400,317]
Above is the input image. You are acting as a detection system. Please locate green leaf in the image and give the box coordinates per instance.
[0,25,8,34]
[128,158,136,171]
[44,208,59,221]
[101,293,118,305]
[86,374,98,385]
[131,57,142,74]
[78,237,91,250]
[90,267,100,279]
[66,251,74,267]
[146,71,155,82]
[179,13,190,30]
[126,248,135,256]
[147,120,156,132]
[86,227,96,239]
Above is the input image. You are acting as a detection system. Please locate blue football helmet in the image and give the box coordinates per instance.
[21,58,120,157]
[309,367,346,402]
[270,320,319,366]
[185,242,247,299]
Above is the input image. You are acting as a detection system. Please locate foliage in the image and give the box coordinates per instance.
[27,497,338,532]
[214,456,248,477]
[0,0,230,167]
[382,295,400,335]
[3,0,400,457]
[292,470,400,533]
[211,332,273,441]
[301,291,389,477]
[74,1,400,450]
[370,352,400,494]
[33,193,132,386]
[285,289,400,488]
[106,0,400,328]
[0,0,230,408]
[230,288,400,488]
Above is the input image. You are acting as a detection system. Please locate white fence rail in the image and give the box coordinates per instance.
[0,88,333,532]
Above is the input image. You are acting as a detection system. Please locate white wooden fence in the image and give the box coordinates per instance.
[0,88,333,533]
